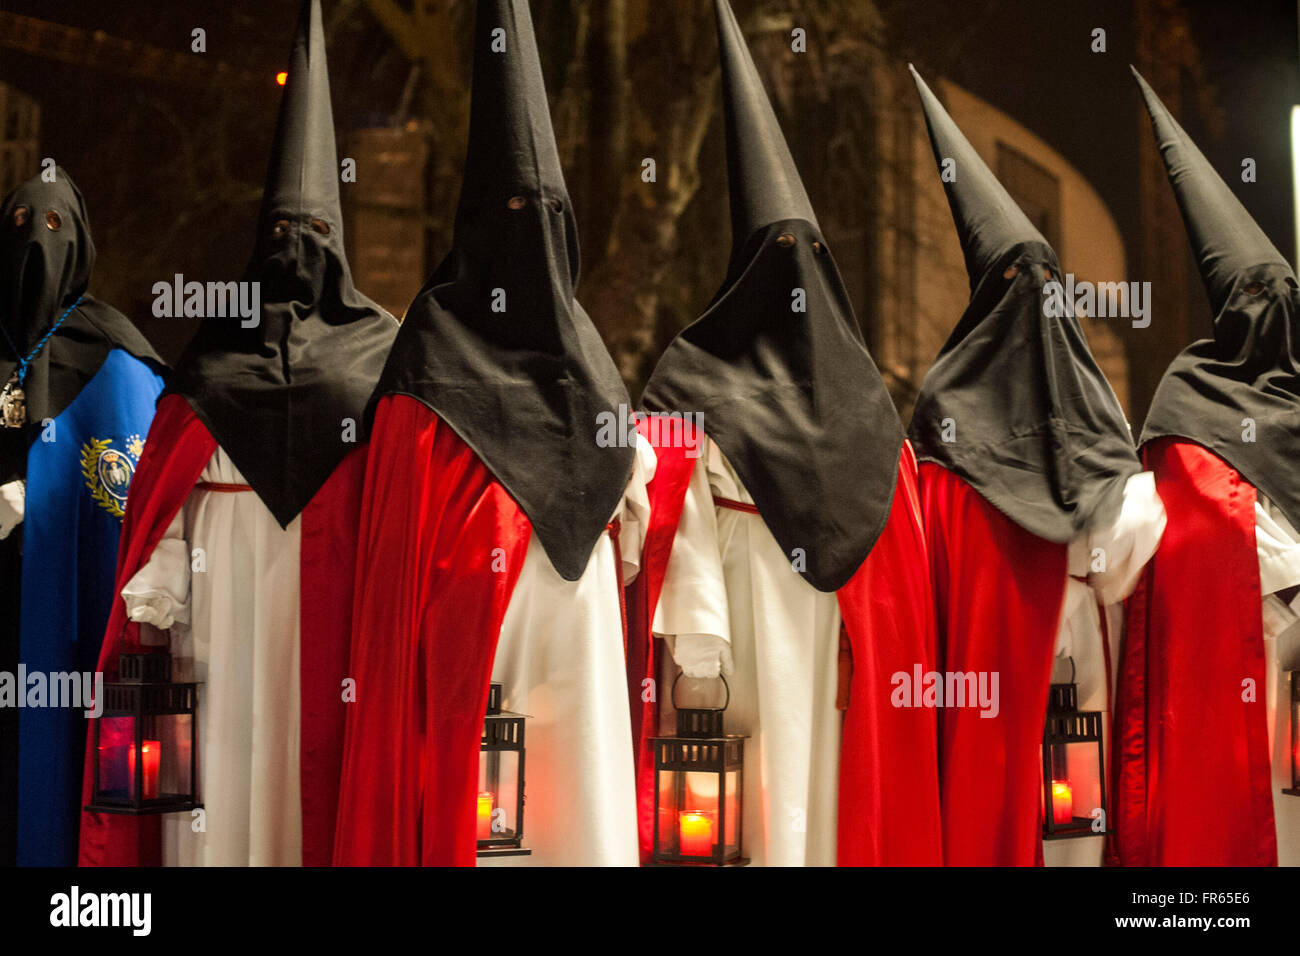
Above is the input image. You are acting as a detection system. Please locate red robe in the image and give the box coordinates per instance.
[919,462,1067,866]
[78,394,367,867]
[627,417,943,865]
[332,395,532,866]
[1109,438,1276,866]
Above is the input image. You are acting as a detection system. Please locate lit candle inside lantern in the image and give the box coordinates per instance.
[128,740,161,800]
[679,811,715,856]
[1050,779,1073,825]
[477,791,494,840]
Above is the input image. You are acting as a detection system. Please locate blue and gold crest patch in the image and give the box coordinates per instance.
[80,434,144,519]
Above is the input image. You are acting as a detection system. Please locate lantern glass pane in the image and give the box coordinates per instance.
[96,716,135,799]
[478,749,520,839]
[683,770,718,815]
[1044,740,1101,827]
[655,768,683,856]
[723,768,741,851]
[94,713,193,805]
[1290,687,1299,789]
[158,713,193,800]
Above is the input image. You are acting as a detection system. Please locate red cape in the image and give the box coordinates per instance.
[627,420,942,865]
[79,394,368,867]
[332,395,532,866]
[919,462,1067,866]
[1109,438,1276,866]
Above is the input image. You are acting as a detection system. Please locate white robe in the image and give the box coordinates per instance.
[1045,484,1300,867]
[655,440,1163,867]
[1255,494,1300,866]
[1043,472,1165,867]
[120,448,303,866]
[478,435,656,867]
[653,438,842,866]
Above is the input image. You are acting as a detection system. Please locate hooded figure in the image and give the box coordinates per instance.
[334,0,649,867]
[1111,69,1300,867]
[79,0,397,867]
[625,0,942,866]
[0,170,164,866]
[909,68,1165,866]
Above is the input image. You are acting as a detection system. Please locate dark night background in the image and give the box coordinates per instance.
[1,0,1296,423]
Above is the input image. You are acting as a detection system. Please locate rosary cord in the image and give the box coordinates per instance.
[0,294,84,384]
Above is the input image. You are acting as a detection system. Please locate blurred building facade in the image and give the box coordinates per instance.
[334,0,1220,426]
[0,82,38,198]
[849,69,1133,423]
[747,0,1231,427]
[0,0,1259,431]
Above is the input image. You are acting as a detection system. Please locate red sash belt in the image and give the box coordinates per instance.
[194,481,252,493]
[712,495,760,515]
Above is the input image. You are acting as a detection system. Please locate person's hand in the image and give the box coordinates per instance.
[673,633,734,679]
[0,480,24,541]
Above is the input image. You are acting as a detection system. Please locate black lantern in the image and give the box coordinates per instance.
[1041,659,1105,839]
[1285,672,1299,797]
[478,682,530,857]
[86,651,200,815]
[650,675,748,866]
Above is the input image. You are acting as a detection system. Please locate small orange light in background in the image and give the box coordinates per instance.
[276,71,288,86]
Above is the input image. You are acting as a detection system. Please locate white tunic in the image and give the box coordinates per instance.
[478,436,656,867]
[1045,482,1300,867]
[1255,494,1300,867]
[653,438,842,867]
[1043,472,1165,867]
[120,448,303,866]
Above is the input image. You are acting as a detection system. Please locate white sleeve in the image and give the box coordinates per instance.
[616,433,659,585]
[652,448,733,679]
[1256,493,1300,596]
[1256,493,1300,647]
[120,505,191,630]
[1085,471,1166,606]
[0,479,23,540]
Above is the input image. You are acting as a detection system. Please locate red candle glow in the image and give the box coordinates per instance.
[477,791,494,840]
[679,811,715,856]
[1050,779,1073,825]
[128,740,161,800]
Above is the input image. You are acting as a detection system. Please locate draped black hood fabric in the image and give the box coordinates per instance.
[907,67,1139,542]
[163,0,397,527]
[640,0,903,593]
[1134,68,1300,530]
[0,170,163,484]
[371,0,633,582]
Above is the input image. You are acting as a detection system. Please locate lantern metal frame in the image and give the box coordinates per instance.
[85,651,201,815]
[1285,671,1299,797]
[477,682,531,857]
[1041,659,1105,839]
[649,674,749,866]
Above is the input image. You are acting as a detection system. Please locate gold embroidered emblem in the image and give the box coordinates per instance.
[80,434,142,519]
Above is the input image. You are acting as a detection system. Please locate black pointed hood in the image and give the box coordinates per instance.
[907,67,1140,542]
[258,0,343,233]
[164,0,397,527]
[1134,67,1300,529]
[911,67,1051,291]
[1133,67,1293,313]
[370,0,633,582]
[641,0,903,593]
[0,169,163,484]
[715,0,817,257]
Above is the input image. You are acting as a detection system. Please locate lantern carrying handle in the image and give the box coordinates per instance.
[671,672,730,712]
[1067,655,1076,685]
